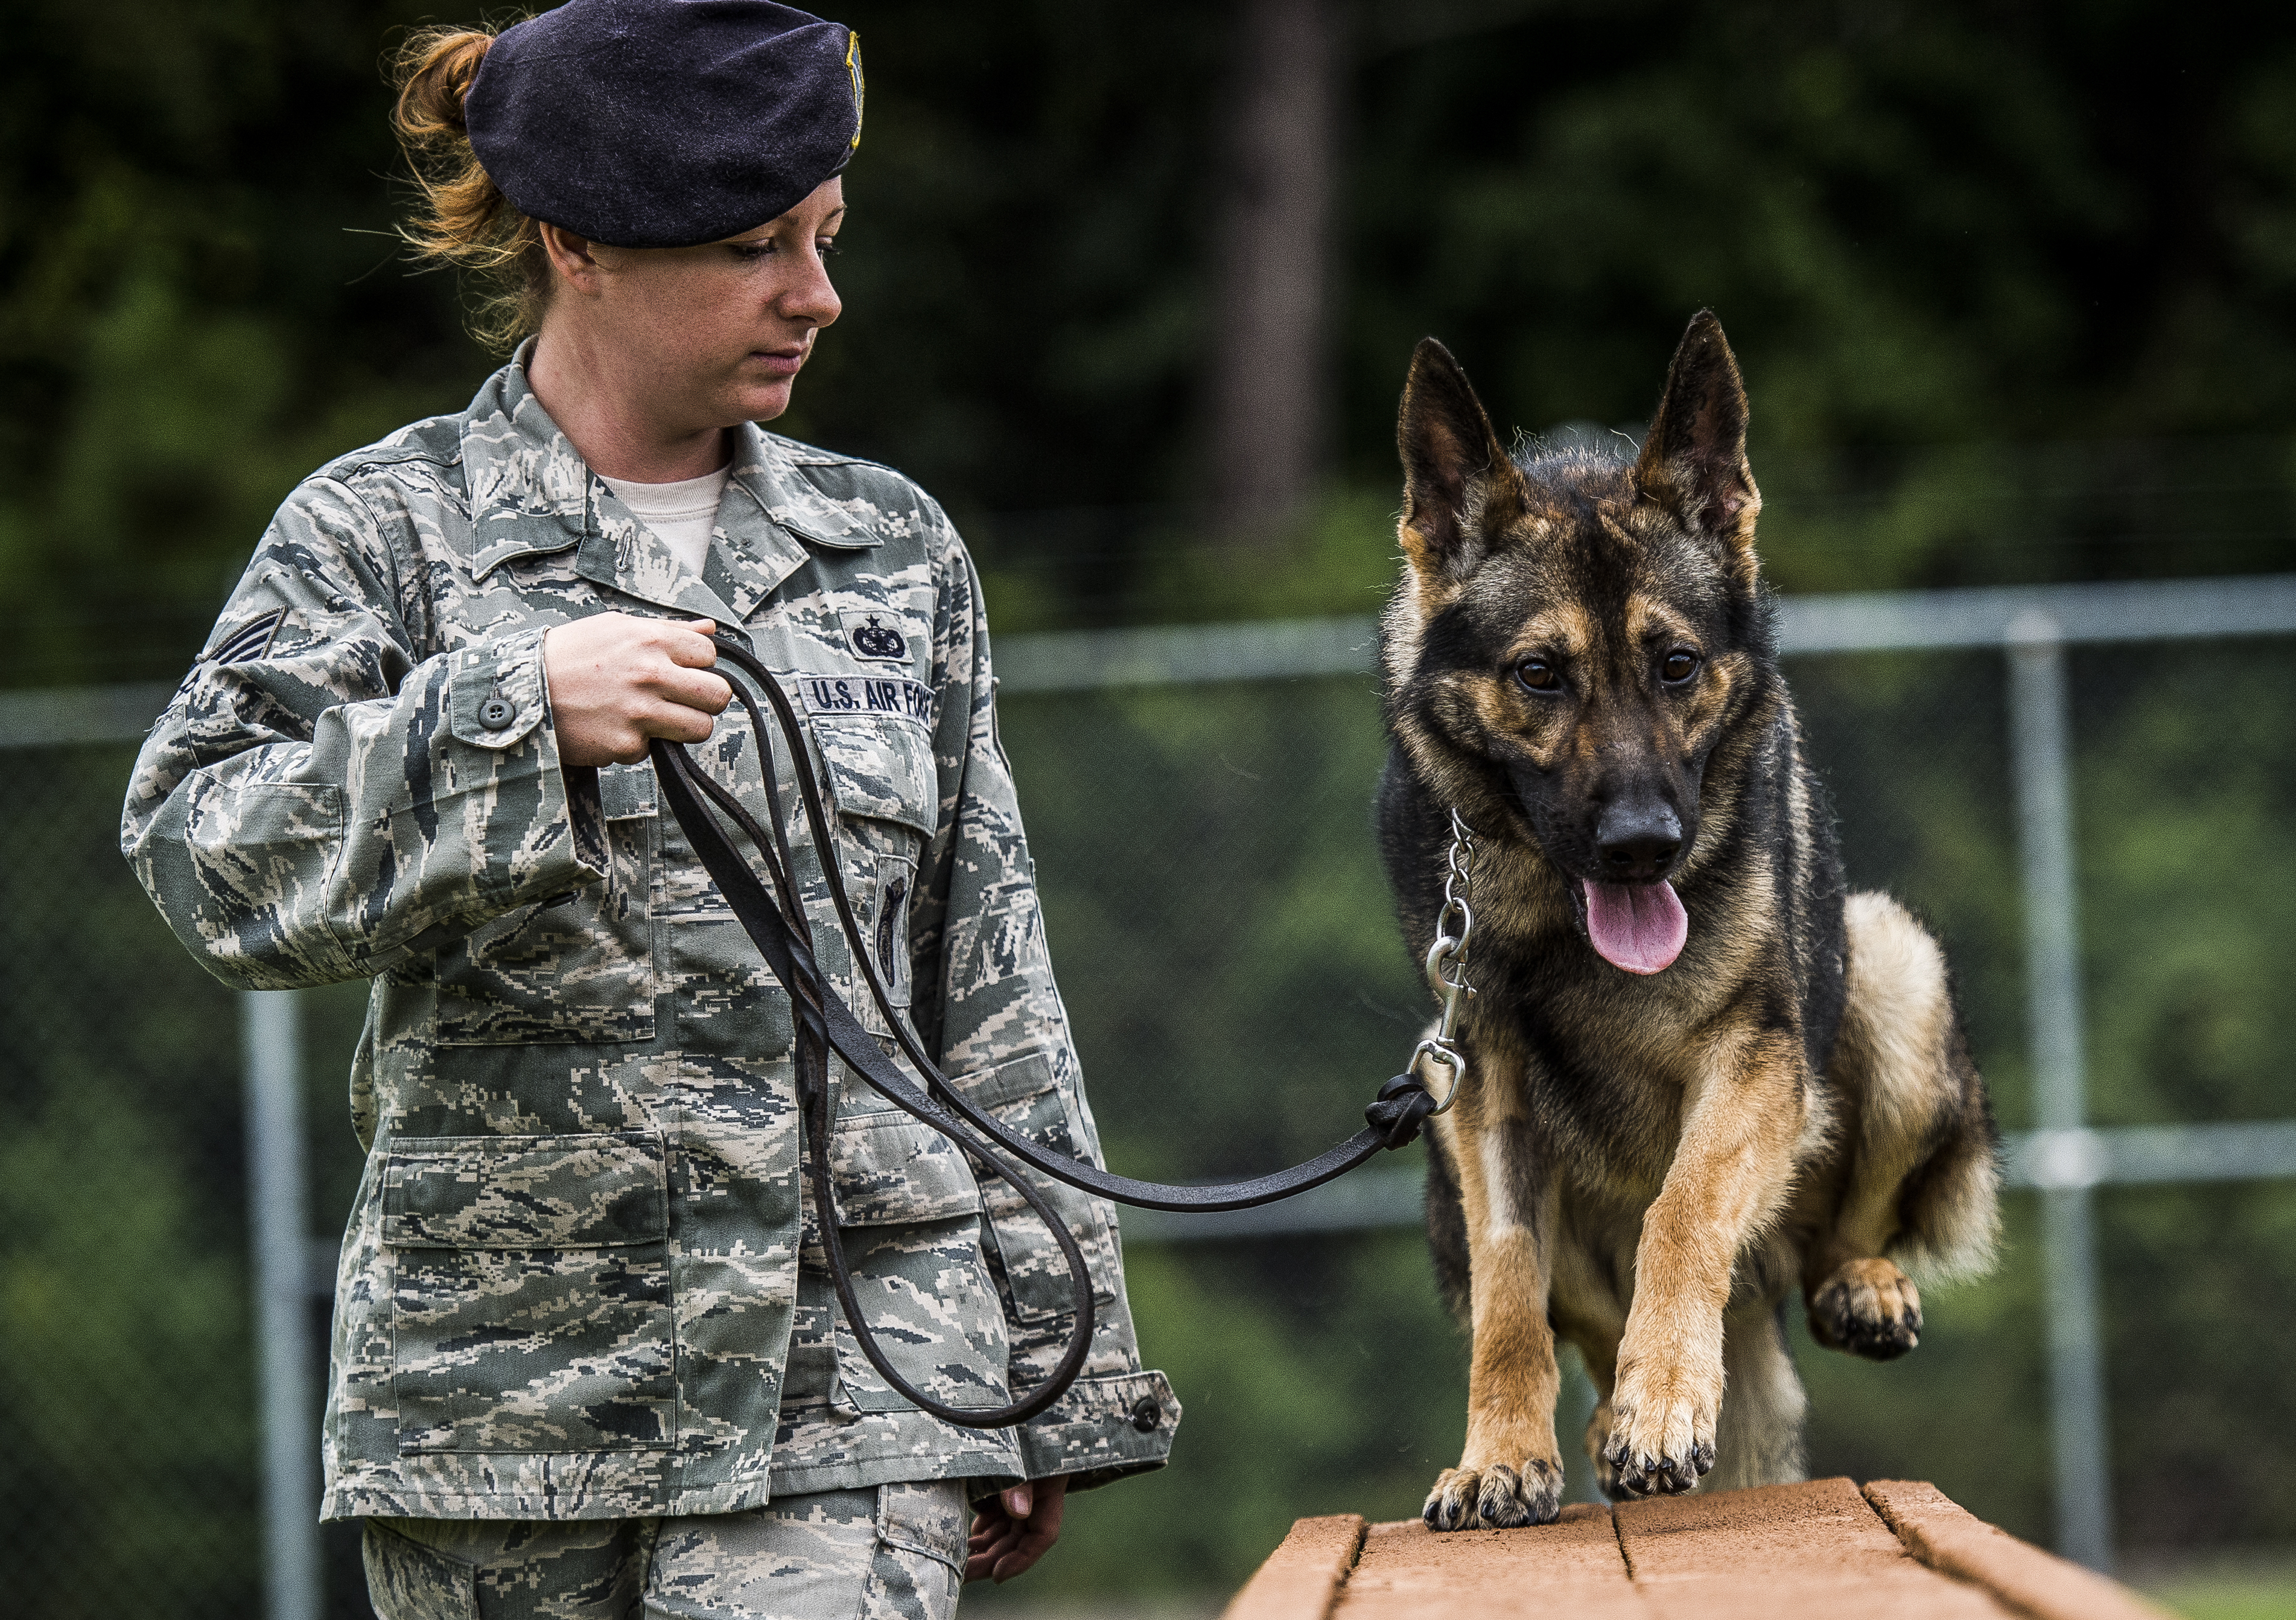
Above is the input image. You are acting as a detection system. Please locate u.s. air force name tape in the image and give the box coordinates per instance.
[796,672,935,722]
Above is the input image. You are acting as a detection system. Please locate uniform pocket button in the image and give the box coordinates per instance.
[1130,1397,1162,1432]
[479,697,515,730]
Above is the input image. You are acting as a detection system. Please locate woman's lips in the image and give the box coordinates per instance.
[750,346,807,377]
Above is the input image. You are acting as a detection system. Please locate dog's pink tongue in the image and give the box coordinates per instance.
[1582,879,1689,975]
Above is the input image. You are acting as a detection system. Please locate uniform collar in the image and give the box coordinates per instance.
[457,345,880,628]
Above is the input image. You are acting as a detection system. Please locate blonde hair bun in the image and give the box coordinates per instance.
[390,24,546,349]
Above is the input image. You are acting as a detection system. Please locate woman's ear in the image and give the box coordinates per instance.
[1395,337,1524,590]
[538,221,606,295]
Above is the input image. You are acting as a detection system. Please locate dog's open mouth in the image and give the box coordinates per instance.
[1577,879,1688,975]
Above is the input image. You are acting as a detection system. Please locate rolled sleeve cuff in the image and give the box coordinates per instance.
[1015,1369,1178,1490]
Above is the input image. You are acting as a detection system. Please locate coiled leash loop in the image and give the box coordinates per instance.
[649,636,1454,1426]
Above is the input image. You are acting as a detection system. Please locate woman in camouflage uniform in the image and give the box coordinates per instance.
[121,4,1175,1616]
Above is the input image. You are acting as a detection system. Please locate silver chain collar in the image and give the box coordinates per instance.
[1410,809,1477,1112]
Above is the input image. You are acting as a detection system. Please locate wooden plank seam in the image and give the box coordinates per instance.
[1862,1481,2176,1620]
[1218,1512,1367,1620]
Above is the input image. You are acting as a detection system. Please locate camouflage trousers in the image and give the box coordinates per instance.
[362,1481,968,1620]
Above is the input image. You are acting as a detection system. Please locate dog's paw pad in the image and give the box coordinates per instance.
[1603,1443,1701,1498]
[1601,1404,1709,1498]
[1423,1459,1562,1531]
[1586,1405,1623,1498]
[1808,1258,1923,1361]
[1592,1452,1621,1498]
[1423,1468,1478,1531]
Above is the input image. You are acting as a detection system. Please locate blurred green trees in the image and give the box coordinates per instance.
[13,1,2296,682]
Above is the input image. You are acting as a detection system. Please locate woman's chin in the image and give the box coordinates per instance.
[734,378,797,423]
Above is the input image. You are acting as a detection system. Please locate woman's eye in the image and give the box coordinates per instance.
[733,238,837,263]
[1516,659,1560,692]
[1661,649,1700,684]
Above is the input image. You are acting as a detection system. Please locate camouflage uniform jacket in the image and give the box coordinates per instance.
[121,354,1177,1521]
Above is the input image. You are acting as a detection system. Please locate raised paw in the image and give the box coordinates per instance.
[1808,1257,1923,1361]
[1600,1392,1715,1499]
[1421,1458,1563,1531]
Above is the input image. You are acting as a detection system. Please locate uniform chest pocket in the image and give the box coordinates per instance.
[813,715,938,1021]
[433,762,657,1045]
[381,1131,674,1455]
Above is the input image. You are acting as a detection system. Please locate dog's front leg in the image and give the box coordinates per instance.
[1425,1098,1565,1529]
[1606,1025,1805,1497]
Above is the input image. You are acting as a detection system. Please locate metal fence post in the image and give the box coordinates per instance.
[2006,614,2113,1572]
[242,990,319,1620]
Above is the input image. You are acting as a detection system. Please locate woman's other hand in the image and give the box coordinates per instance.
[543,614,730,767]
[965,1477,1067,1584]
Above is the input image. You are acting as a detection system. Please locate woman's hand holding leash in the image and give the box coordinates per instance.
[965,1477,1067,1584]
[544,614,731,765]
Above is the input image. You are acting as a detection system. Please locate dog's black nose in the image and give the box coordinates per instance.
[1595,802,1682,882]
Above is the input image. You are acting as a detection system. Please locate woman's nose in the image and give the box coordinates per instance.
[780,253,841,328]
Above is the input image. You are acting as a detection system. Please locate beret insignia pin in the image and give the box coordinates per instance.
[847,30,864,150]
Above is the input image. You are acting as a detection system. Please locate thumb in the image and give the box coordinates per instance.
[1003,1485,1032,1519]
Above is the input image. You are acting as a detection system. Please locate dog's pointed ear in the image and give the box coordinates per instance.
[1633,311,1762,584]
[1397,338,1524,585]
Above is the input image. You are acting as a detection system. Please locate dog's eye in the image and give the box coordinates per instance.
[1661,649,1701,684]
[1516,659,1560,692]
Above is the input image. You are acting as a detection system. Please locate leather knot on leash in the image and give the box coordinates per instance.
[1366,1074,1441,1150]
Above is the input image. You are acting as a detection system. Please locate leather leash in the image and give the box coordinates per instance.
[648,636,1443,1429]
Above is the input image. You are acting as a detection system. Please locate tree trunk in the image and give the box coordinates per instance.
[1207,0,1337,549]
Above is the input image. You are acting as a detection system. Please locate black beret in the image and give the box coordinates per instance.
[466,0,862,250]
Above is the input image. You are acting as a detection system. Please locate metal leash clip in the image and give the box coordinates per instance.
[1410,810,1477,1113]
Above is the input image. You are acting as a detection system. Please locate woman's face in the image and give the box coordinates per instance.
[548,176,845,431]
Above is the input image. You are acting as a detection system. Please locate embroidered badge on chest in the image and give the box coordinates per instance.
[845,612,909,661]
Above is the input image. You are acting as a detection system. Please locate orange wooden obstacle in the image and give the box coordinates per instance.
[1221,1478,2172,1619]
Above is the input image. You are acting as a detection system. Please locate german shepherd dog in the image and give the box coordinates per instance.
[1377,312,1999,1528]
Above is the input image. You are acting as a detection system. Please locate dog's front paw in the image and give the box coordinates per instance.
[1601,1386,1715,1499]
[1421,1459,1563,1531]
[1808,1257,1922,1361]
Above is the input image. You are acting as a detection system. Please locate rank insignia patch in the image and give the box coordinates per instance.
[206,607,285,666]
[843,611,909,662]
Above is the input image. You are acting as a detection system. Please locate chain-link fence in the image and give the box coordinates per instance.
[6,578,2296,1618]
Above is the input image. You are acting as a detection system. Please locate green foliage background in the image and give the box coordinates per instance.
[5,1,2296,1615]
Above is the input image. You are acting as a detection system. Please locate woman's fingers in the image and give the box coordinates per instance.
[652,621,730,713]
[666,619,722,666]
[962,1479,1066,1584]
[965,1501,1025,1584]
[964,1523,1021,1584]
[640,697,718,745]
[991,1526,1054,1583]
[647,663,732,715]
[545,612,737,765]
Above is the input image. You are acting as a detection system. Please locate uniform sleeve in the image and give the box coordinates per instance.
[120,473,606,990]
[906,505,1179,1490]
